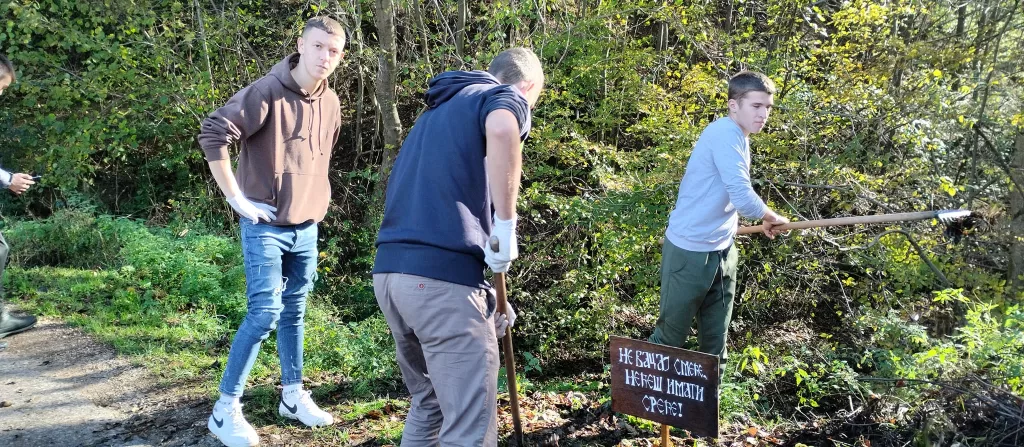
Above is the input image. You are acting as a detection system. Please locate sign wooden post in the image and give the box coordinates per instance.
[609,336,720,439]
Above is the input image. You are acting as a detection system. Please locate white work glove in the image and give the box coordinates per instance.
[494,301,517,338]
[252,202,278,220]
[484,214,518,273]
[227,195,276,224]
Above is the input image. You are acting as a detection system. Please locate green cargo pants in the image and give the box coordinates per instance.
[649,240,738,370]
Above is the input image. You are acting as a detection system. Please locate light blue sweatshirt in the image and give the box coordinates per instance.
[0,167,12,187]
[665,117,768,252]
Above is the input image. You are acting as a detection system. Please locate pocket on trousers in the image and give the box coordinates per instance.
[240,224,278,278]
[484,288,496,319]
[399,275,454,302]
[664,243,691,274]
[457,286,492,321]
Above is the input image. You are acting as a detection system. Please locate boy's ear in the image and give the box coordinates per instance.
[523,79,536,95]
[727,98,738,112]
[514,79,534,97]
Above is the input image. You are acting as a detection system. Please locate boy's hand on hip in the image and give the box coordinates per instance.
[228,195,277,224]
[252,202,278,220]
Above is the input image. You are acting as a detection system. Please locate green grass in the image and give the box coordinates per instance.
[19,211,1014,445]
[8,266,223,381]
[2,212,399,393]
[2,213,410,445]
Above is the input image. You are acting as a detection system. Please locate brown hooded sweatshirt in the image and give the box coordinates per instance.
[198,53,341,225]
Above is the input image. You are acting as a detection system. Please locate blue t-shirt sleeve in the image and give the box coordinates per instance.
[479,86,531,142]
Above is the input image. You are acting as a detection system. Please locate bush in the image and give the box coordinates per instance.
[3,208,143,268]
[4,211,400,389]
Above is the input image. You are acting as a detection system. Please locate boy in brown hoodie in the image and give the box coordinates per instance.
[196,17,345,447]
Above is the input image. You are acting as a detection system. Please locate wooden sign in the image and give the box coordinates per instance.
[609,336,720,438]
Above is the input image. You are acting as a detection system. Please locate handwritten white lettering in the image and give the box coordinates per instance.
[624,368,664,392]
[665,378,705,402]
[642,395,685,417]
[618,347,633,365]
[632,350,671,372]
[673,359,708,380]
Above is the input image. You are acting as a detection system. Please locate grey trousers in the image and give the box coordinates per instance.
[374,273,499,446]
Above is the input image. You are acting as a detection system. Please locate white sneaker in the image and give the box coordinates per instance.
[279,389,334,427]
[208,403,259,447]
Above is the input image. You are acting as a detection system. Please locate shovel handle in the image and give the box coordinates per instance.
[737,210,942,235]
[489,237,524,443]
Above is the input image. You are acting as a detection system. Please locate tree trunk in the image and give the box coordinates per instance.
[400,3,414,62]
[351,0,366,168]
[972,0,991,102]
[953,3,967,91]
[654,21,668,51]
[411,0,432,70]
[956,3,967,36]
[726,0,734,33]
[456,0,468,58]
[1010,130,1024,297]
[193,0,214,97]
[369,0,403,216]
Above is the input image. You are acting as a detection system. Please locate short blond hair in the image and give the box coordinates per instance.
[488,48,543,85]
[303,16,346,43]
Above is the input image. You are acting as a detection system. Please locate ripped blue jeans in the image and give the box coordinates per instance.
[219,219,318,397]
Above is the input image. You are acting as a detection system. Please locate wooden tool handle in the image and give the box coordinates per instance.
[489,237,524,443]
[738,210,938,235]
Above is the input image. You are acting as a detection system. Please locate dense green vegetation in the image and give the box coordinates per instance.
[2,0,1022,444]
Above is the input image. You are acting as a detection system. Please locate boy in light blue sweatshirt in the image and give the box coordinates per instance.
[650,71,789,379]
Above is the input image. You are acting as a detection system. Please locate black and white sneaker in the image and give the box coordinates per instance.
[279,389,334,427]
[208,402,259,447]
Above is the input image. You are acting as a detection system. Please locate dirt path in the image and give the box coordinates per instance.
[0,318,219,447]
[0,317,766,447]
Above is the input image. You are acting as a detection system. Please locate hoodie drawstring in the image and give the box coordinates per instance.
[317,100,324,156]
[308,97,316,158]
